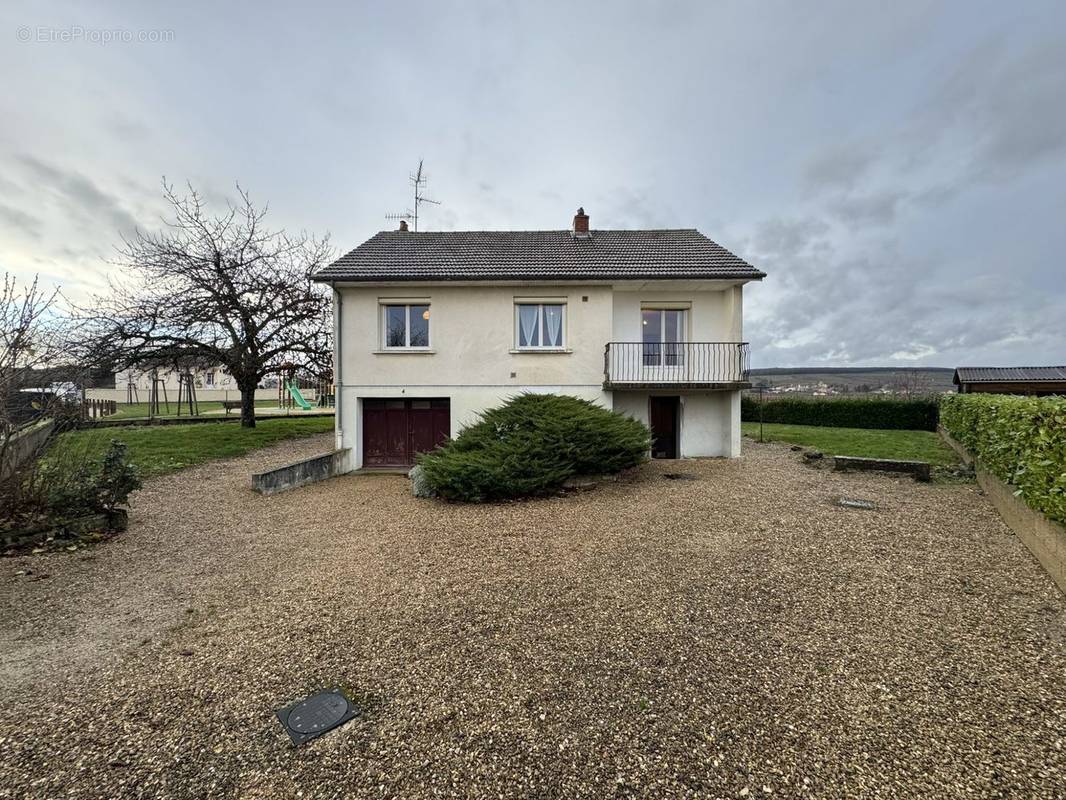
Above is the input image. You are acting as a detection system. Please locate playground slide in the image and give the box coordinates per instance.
[287,381,313,410]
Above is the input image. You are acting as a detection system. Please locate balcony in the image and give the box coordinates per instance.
[604,342,751,390]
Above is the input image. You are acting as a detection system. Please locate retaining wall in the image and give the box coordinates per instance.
[0,418,55,481]
[940,427,1066,594]
[252,449,351,495]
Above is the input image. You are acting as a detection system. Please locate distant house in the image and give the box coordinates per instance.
[953,367,1066,396]
[312,208,766,470]
[115,364,233,393]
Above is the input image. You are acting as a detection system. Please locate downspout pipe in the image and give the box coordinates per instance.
[332,284,343,451]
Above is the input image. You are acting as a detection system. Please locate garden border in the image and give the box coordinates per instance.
[940,426,1065,594]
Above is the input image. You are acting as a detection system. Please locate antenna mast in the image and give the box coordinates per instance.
[385,159,441,232]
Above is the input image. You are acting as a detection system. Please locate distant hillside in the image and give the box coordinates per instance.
[748,367,954,396]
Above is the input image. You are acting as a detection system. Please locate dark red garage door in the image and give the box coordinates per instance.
[362,398,450,467]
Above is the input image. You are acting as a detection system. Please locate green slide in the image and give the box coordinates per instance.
[286,380,313,410]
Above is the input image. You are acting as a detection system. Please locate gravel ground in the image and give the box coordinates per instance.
[0,437,1063,799]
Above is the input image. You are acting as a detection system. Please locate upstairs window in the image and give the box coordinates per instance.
[383,303,430,348]
[515,303,565,349]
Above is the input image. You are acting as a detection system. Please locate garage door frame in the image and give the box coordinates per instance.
[362,397,450,467]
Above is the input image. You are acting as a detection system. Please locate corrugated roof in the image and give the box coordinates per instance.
[312,229,766,283]
[953,366,1066,383]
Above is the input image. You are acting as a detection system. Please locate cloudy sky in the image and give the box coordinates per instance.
[2,0,1064,367]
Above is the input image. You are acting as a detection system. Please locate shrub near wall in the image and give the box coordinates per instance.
[418,393,651,502]
[741,395,939,431]
[939,393,1066,524]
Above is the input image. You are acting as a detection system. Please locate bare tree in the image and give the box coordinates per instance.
[892,368,934,398]
[74,182,332,427]
[1,274,65,520]
[1,274,63,431]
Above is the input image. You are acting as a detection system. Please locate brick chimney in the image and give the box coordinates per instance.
[572,207,590,238]
[398,220,409,232]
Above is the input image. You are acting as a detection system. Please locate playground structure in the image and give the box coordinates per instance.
[316,370,335,407]
[274,363,335,411]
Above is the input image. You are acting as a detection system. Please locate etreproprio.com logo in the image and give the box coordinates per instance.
[16,25,175,44]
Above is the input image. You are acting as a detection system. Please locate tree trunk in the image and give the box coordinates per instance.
[238,379,257,428]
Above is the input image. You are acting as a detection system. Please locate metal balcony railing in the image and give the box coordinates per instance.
[604,342,750,388]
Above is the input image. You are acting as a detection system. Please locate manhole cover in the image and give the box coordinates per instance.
[276,687,359,745]
[663,473,698,481]
[836,497,877,510]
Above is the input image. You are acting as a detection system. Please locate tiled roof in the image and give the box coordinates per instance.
[312,229,765,283]
[954,366,1066,383]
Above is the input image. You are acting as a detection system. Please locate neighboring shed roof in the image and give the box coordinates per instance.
[312,229,766,283]
[953,366,1066,384]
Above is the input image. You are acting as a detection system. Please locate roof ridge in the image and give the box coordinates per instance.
[373,228,703,235]
[313,227,766,283]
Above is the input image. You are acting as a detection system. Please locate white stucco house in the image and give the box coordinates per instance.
[312,209,765,470]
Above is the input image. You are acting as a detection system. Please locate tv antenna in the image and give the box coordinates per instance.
[385,159,441,232]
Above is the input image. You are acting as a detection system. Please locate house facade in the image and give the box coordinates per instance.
[313,210,765,470]
[86,365,280,404]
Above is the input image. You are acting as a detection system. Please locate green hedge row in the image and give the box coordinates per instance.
[939,394,1066,524]
[741,395,939,431]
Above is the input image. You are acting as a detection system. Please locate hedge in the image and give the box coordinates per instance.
[741,395,939,431]
[939,393,1066,524]
[417,393,651,502]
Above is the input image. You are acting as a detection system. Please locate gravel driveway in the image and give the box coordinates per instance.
[1,436,1063,798]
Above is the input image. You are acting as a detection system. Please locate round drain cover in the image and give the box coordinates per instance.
[286,692,349,734]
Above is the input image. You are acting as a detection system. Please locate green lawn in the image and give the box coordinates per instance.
[48,416,335,479]
[107,400,277,420]
[742,422,958,466]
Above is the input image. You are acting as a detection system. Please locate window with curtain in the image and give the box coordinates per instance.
[383,303,430,348]
[515,303,565,348]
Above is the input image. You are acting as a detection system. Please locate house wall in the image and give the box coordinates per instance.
[115,366,236,391]
[959,382,1066,396]
[337,284,614,389]
[612,390,740,458]
[611,285,742,341]
[333,281,747,469]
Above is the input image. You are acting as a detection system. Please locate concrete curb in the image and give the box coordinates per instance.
[832,455,931,481]
[939,427,1066,594]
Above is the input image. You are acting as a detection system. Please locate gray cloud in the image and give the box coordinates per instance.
[16,155,141,236]
[803,141,881,194]
[0,203,43,238]
[0,0,1063,366]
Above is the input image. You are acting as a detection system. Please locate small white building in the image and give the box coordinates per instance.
[313,209,765,469]
[115,364,233,393]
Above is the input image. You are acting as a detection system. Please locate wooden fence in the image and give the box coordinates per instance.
[83,399,117,420]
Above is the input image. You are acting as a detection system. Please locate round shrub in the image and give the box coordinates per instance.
[417,393,651,502]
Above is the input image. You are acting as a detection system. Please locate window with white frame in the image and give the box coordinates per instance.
[383,303,431,348]
[515,302,566,349]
